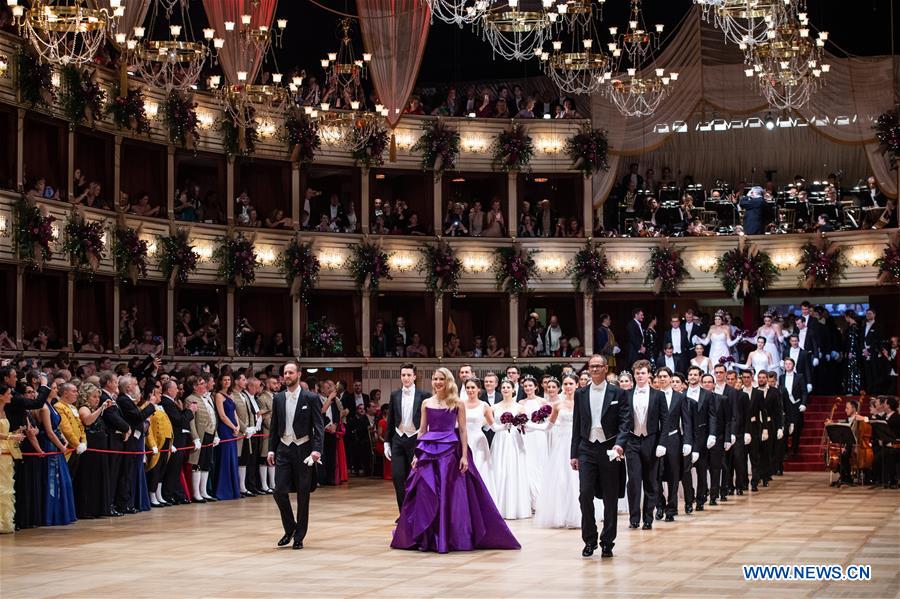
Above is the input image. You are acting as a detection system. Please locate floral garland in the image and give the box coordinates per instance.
[213,233,259,289]
[419,241,461,298]
[156,229,198,288]
[799,235,847,289]
[566,240,616,295]
[59,66,105,128]
[491,124,534,173]
[15,47,54,108]
[714,237,779,299]
[352,125,389,170]
[62,210,105,274]
[494,244,539,296]
[112,226,148,285]
[106,84,151,134]
[219,111,258,157]
[13,194,55,270]
[874,108,900,169]
[874,231,900,286]
[283,108,320,165]
[347,240,392,292]
[411,120,460,181]
[645,241,691,295]
[565,125,610,177]
[163,91,200,149]
[276,237,320,304]
[304,317,344,357]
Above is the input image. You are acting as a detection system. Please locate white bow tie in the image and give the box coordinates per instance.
[591,385,604,391]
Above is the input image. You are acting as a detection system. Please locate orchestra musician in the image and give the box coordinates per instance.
[826,399,863,486]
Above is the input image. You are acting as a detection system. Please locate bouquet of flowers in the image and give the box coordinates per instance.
[347,240,392,293]
[645,240,690,295]
[276,237,320,304]
[156,229,198,288]
[874,108,900,169]
[163,91,200,149]
[714,237,779,299]
[352,125,389,170]
[566,240,616,295]
[491,124,534,173]
[718,355,735,366]
[419,241,461,298]
[112,226,149,285]
[62,210,105,274]
[59,66,105,128]
[514,413,528,433]
[494,244,539,296]
[411,120,460,181]
[219,108,258,157]
[530,404,553,424]
[799,236,847,289]
[13,195,55,270]
[874,231,900,286]
[500,412,514,428]
[304,317,344,356]
[565,126,610,177]
[15,47,54,108]
[213,233,259,289]
[106,84,151,134]
[283,107,320,165]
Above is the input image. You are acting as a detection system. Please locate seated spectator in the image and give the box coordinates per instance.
[201,191,224,223]
[371,320,388,357]
[315,213,333,232]
[174,188,198,222]
[325,193,349,232]
[469,201,485,237]
[559,97,579,119]
[79,331,104,353]
[269,331,289,356]
[265,208,292,229]
[246,208,262,228]
[443,203,469,237]
[486,335,505,358]
[73,168,88,197]
[391,335,406,357]
[73,181,106,209]
[28,177,61,201]
[466,336,484,358]
[402,96,425,115]
[519,337,536,357]
[0,330,16,351]
[346,202,359,233]
[26,327,51,351]
[564,216,583,238]
[173,331,188,356]
[475,88,494,118]
[405,212,427,236]
[483,199,506,237]
[518,214,537,237]
[129,192,159,217]
[444,333,462,358]
[126,329,164,355]
[430,87,459,117]
[515,98,536,119]
[494,98,510,119]
[405,332,428,358]
[371,214,388,235]
[235,191,253,225]
[569,337,585,357]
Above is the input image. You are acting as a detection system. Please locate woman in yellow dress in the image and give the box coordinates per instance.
[1,384,26,534]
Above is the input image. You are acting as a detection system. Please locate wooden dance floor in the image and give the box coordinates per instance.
[2,473,897,598]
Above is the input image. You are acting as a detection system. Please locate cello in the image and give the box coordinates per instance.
[851,393,875,474]
[823,399,842,472]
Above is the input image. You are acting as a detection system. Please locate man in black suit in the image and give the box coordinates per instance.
[726,370,751,494]
[480,372,501,446]
[624,360,667,530]
[785,332,814,390]
[766,371,786,477]
[779,358,808,459]
[384,363,427,510]
[99,371,129,516]
[505,365,526,401]
[862,308,883,394]
[702,373,731,504]
[341,380,370,414]
[653,367,691,522]
[747,371,771,491]
[620,162,644,191]
[115,372,156,513]
[160,380,196,504]
[738,186,766,235]
[571,354,630,558]
[624,308,645,371]
[267,361,324,550]
[684,366,717,511]
[664,315,690,373]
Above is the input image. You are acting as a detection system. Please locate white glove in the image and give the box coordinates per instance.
[213,435,220,447]
[76,442,87,455]
[806,384,812,393]
[303,455,316,466]
[744,433,751,445]
[193,438,202,451]
[691,335,700,345]
[612,346,620,355]
[777,428,784,440]
[606,449,621,462]
[682,444,691,456]
[812,357,819,367]
[706,435,715,449]
[655,445,666,458]
[799,404,806,412]
[779,359,785,369]
[730,434,736,444]
[384,442,392,461]
[724,442,732,451]
[691,451,699,464]
[169,444,177,454]
[761,429,769,441]
[152,446,159,455]
[245,426,256,437]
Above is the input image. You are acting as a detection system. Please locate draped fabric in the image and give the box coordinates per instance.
[356,0,431,130]
[201,0,278,85]
[590,6,900,208]
[91,0,151,43]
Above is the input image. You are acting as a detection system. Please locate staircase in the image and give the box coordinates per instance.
[783,395,846,472]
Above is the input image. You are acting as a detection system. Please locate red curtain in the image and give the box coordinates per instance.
[201,0,278,85]
[356,0,431,130]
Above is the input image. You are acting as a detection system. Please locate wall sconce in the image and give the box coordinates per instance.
[256,118,277,139]
[100,229,108,248]
[535,136,563,154]
[50,222,61,242]
[0,214,8,236]
[142,235,157,257]
[389,251,417,272]
[196,109,215,130]
[535,254,566,274]
[771,250,800,270]
[394,131,416,150]
[847,246,877,268]
[461,134,488,153]
[50,70,61,88]
[610,253,640,273]
[461,253,491,273]
[144,100,159,120]
[318,125,344,147]
[0,54,8,78]
[256,245,277,266]
[318,249,346,270]
[693,254,717,273]
[193,240,213,263]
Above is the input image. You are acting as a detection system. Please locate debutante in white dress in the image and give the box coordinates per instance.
[521,398,551,509]
[757,327,782,376]
[534,407,580,529]
[490,403,532,520]
[464,404,496,501]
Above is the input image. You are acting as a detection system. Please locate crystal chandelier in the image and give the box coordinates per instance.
[425,0,494,28]
[320,19,371,100]
[479,0,559,61]
[314,107,384,151]
[607,0,663,64]
[9,0,123,66]
[745,11,829,109]
[697,0,801,51]
[537,1,609,95]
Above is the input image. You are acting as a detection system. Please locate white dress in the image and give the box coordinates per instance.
[749,351,772,377]
[534,408,580,529]
[757,327,782,376]
[690,356,711,374]
[464,404,496,501]
[707,331,730,368]
[490,403,532,520]
[521,398,551,509]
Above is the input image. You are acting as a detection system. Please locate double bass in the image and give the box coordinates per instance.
[823,399,842,472]
[851,393,875,473]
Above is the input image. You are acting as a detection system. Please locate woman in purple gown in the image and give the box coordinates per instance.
[391,367,520,553]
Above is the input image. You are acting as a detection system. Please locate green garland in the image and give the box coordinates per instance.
[276,237,320,304]
[645,242,691,295]
[347,241,392,292]
[411,120,460,181]
[219,111,258,157]
[491,124,534,173]
[352,125,389,170]
[494,245,539,296]
[13,194,55,270]
[874,234,900,286]
[163,91,200,149]
[874,108,899,169]
[304,317,344,357]
[566,240,616,295]
[112,226,148,285]
[59,66,105,128]
[565,125,610,177]
[282,108,320,165]
[15,47,54,108]
[62,210,106,275]
[212,233,258,288]
[419,241,461,298]
[799,237,847,289]
[106,84,151,134]
[156,229,198,287]
[714,242,779,299]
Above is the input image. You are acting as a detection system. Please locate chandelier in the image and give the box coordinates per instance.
[320,19,371,101]
[745,11,829,109]
[607,0,663,64]
[537,1,609,95]
[696,0,802,51]
[313,107,384,151]
[425,0,494,28]
[479,0,560,62]
[9,0,123,67]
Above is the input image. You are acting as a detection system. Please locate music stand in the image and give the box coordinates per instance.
[825,423,855,485]
[869,421,897,485]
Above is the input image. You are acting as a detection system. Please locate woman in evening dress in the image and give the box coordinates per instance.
[534,375,580,529]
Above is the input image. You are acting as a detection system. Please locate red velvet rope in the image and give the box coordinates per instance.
[15,432,267,457]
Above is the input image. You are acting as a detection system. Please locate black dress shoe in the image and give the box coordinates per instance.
[601,545,614,558]
[710,498,718,506]
[727,489,735,496]
[751,484,759,492]
[277,531,294,547]
[685,504,694,514]
[719,495,728,502]
[696,504,705,511]
[108,509,123,517]
[736,489,744,496]
[124,507,138,514]
[664,514,675,522]
[628,521,640,529]
[762,480,769,487]
[655,507,664,520]
[191,498,207,504]
[292,540,303,550]
[205,496,218,502]
[642,522,652,530]
[582,543,598,557]
[775,470,784,476]
[241,491,254,497]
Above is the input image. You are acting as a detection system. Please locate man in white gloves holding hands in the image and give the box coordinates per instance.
[384,363,427,512]
[653,368,692,522]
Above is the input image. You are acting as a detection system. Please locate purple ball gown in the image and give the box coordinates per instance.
[390,406,520,553]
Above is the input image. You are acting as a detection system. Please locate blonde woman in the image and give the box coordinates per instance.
[391,368,519,553]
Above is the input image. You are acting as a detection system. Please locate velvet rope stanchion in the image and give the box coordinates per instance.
[19,432,268,457]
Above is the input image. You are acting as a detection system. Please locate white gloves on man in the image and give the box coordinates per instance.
[777,428,784,440]
[691,451,699,464]
[789,423,795,434]
[169,444,177,454]
[384,442,392,461]
[744,433,752,445]
[799,404,807,412]
[612,347,621,355]
[724,441,733,451]
[655,445,666,458]
[193,438,202,451]
[682,444,691,456]
[806,384,812,393]
[706,435,716,449]
[245,426,256,438]
[812,357,819,367]
[76,442,87,455]
[303,454,320,467]
[761,429,769,441]
[692,335,700,345]
[213,435,220,447]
